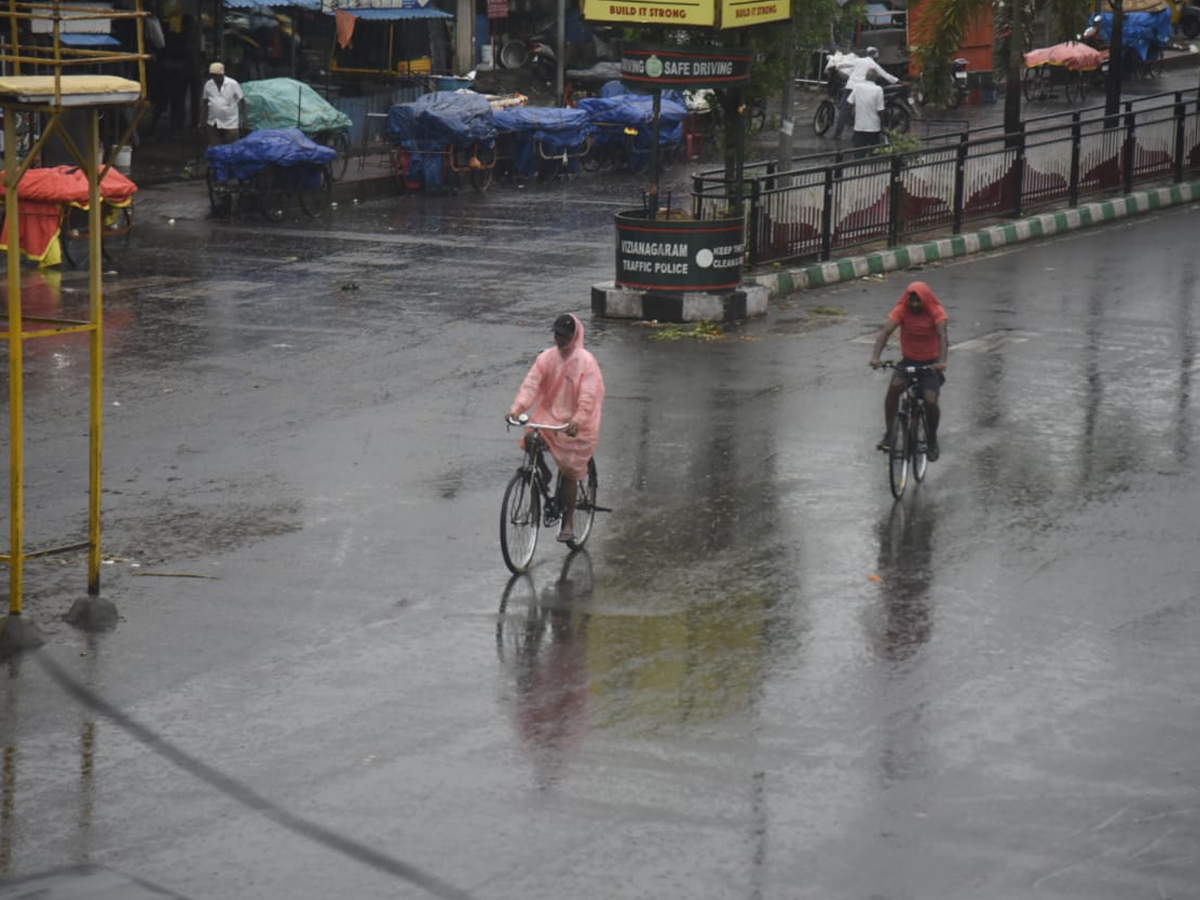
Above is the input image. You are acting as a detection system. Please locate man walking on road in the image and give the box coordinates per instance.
[834,47,898,140]
[199,61,246,146]
[869,281,949,460]
[848,68,886,155]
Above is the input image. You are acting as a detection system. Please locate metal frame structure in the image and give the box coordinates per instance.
[0,0,146,638]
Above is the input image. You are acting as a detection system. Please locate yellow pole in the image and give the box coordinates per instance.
[5,107,25,614]
[86,108,102,595]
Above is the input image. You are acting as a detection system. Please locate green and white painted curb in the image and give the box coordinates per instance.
[746,181,1200,297]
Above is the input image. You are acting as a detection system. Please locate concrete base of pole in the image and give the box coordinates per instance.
[0,615,47,656]
[66,596,119,632]
[591,283,768,323]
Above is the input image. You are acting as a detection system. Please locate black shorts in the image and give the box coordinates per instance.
[898,357,945,397]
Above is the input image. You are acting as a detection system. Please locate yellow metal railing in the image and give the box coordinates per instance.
[0,0,146,640]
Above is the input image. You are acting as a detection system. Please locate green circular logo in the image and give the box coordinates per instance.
[646,55,663,79]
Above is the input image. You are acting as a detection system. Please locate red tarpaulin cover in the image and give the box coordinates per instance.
[1024,42,1109,71]
[0,165,137,265]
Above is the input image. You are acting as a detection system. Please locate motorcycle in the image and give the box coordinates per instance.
[915,57,970,109]
[881,81,918,134]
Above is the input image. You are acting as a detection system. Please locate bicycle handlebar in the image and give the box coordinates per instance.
[505,414,571,431]
[878,360,937,373]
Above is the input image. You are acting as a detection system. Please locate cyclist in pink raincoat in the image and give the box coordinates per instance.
[507,313,606,543]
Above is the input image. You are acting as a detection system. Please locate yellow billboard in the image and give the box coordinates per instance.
[720,0,790,26]
[581,0,717,27]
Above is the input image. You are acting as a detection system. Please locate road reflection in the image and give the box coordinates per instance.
[869,499,936,665]
[497,551,594,789]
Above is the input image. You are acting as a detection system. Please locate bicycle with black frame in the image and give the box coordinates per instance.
[500,415,602,574]
[876,361,938,499]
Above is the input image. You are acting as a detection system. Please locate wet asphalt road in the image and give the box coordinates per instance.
[1,156,1199,900]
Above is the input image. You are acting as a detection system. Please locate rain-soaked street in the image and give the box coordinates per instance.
[1,163,1199,899]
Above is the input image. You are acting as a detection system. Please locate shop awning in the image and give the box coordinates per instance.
[224,0,450,13]
[224,0,323,8]
[333,6,452,18]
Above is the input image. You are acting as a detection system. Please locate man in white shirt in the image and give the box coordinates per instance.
[199,61,247,146]
[834,47,898,139]
[847,68,886,155]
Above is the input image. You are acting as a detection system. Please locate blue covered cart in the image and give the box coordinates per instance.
[205,128,338,219]
[1089,9,1173,78]
[492,106,592,181]
[575,90,688,174]
[386,91,498,193]
[243,78,353,180]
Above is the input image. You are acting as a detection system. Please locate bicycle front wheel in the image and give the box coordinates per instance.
[567,458,598,550]
[500,471,540,574]
[911,408,929,483]
[888,413,910,500]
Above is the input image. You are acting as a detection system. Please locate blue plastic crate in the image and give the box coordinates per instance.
[431,76,474,92]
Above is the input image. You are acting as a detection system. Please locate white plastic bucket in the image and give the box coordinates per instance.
[111,144,133,174]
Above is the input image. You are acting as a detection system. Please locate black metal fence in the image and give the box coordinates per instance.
[692,89,1200,267]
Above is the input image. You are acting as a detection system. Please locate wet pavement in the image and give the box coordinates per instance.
[1,72,1200,900]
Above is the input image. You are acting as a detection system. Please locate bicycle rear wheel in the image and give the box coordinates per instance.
[911,407,929,483]
[567,458,598,550]
[500,471,540,574]
[888,412,910,500]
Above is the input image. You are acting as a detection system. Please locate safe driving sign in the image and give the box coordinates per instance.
[620,45,751,89]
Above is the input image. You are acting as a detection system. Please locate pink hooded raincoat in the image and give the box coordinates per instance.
[510,314,605,481]
[888,281,948,361]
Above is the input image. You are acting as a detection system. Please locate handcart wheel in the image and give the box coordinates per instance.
[1022,66,1040,102]
[298,164,333,218]
[1064,72,1080,103]
[253,166,290,221]
[326,131,350,181]
[61,203,133,269]
[392,149,420,194]
[471,144,496,191]
[1075,71,1090,103]
[622,130,652,174]
[206,167,224,214]
[534,139,563,182]
[451,143,495,192]
[581,136,605,172]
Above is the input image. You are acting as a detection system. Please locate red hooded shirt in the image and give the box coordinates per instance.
[887,281,948,361]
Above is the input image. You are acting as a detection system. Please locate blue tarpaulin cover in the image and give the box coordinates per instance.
[493,107,592,177]
[1093,9,1172,59]
[205,128,338,181]
[575,92,687,155]
[386,90,497,149]
[387,91,497,190]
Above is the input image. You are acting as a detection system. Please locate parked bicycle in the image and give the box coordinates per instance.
[500,415,601,574]
[879,361,934,499]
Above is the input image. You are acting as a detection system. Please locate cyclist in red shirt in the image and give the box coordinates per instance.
[869,281,949,460]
